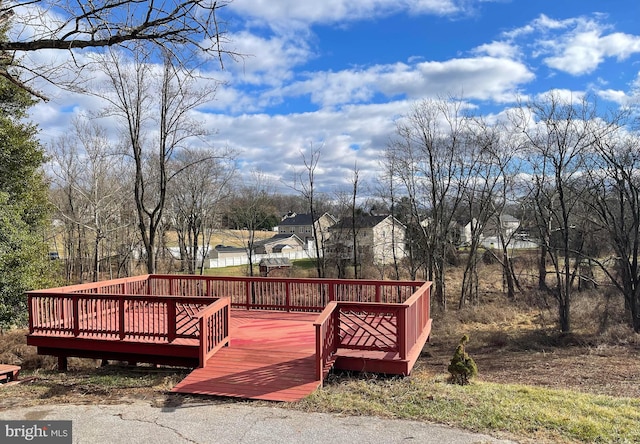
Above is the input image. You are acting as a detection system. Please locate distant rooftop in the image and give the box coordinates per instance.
[278,213,314,226]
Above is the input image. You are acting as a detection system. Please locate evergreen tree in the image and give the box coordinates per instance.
[0,73,57,330]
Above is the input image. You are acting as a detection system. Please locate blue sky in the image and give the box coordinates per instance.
[28,0,640,194]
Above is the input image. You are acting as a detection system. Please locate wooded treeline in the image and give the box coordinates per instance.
[45,92,640,334]
[381,95,640,334]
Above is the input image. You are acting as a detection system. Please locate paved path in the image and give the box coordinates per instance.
[1,402,516,444]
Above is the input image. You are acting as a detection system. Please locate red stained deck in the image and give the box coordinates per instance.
[26,275,432,402]
[172,311,320,401]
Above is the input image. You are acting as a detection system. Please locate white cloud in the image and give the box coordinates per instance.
[229,0,466,26]
[597,88,628,105]
[533,89,585,104]
[473,41,520,59]
[200,101,411,193]
[543,30,640,75]
[278,56,534,108]
[226,31,314,85]
[503,14,640,76]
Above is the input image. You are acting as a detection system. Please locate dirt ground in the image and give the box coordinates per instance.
[424,338,640,399]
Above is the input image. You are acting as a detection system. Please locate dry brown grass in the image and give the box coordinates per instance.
[425,263,640,399]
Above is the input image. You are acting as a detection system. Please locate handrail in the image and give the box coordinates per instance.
[147,275,425,311]
[400,281,432,359]
[313,302,339,381]
[28,275,151,294]
[28,292,219,343]
[197,298,231,368]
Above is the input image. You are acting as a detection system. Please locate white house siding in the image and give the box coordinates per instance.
[372,216,407,264]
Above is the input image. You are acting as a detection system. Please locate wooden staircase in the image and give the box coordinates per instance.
[172,310,327,402]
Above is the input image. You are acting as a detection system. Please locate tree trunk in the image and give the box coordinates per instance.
[538,244,548,290]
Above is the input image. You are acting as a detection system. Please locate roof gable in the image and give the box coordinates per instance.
[333,214,388,229]
[253,233,304,247]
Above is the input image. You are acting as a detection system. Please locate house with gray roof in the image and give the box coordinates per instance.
[252,233,305,255]
[276,212,337,251]
[327,214,406,264]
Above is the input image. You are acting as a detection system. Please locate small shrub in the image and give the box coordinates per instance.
[481,249,497,265]
[447,334,478,385]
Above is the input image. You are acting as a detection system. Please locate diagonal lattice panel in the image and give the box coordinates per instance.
[338,309,398,352]
[175,303,208,337]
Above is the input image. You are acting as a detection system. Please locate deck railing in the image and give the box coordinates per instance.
[399,281,432,360]
[28,291,221,344]
[197,298,231,367]
[312,281,432,379]
[314,302,339,380]
[27,275,430,376]
[147,275,422,311]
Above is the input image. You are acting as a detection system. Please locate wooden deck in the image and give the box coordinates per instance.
[172,311,321,401]
[26,275,433,402]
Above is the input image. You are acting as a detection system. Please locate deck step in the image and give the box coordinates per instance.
[172,348,321,402]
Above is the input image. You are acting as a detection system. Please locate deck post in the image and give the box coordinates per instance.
[225,299,231,346]
[375,284,381,303]
[72,295,80,337]
[334,305,341,348]
[167,299,177,342]
[245,281,251,309]
[199,316,206,368]
[118,297,126,340]
[58,356,68,372]
[27,293,34,334]
[315,322,322,381]
[398,306,407,360]
[285,282,291,312]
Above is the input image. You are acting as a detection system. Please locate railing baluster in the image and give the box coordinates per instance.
[167,299,176,342]
[72,295,79,337]
[119,297,125,340]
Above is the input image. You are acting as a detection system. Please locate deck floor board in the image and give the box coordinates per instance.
[171,310,322,402]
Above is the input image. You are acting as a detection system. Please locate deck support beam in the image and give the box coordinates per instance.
[58,356,68,372]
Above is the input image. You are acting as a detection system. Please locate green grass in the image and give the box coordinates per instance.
[295,371,640,444]
[291,258,317,270]
[203,265,252,277]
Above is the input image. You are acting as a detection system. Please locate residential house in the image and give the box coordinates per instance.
[276,212,338,252]
[458,214,535,249]
[252,233,305,255]
[209,245,248,260]
[328,214,406,265]
[479,214,518,249]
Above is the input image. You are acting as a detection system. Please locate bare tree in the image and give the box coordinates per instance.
[512,92,618,332]
[349,164,361,279]
[94,48,216,273]
[457,119,504,307]
[0,0,235,98]
[226,172,277,277]
[289,144,328,277]
[387,98,476,309]
[169,147,235,274]
[585,130,640,332]
[377,152,403,280]
[49,115,128,281]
